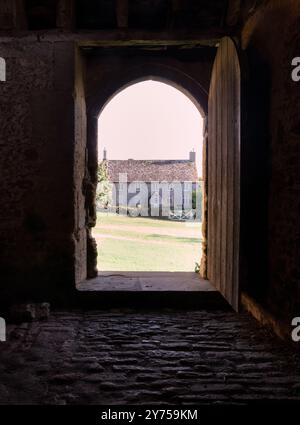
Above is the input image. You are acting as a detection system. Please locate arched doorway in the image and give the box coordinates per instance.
[74,60,212,295]
[94,80,204,274]
[75,40,242,312]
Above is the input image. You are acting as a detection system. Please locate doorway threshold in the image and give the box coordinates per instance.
[76,272,229,309]
[77,271,215,292]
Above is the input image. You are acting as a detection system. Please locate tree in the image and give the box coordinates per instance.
[96,160,112,210]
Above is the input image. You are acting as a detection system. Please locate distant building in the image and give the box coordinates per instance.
[100,150,200,219]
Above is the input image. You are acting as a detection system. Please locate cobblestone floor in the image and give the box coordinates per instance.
[0,310,300,405]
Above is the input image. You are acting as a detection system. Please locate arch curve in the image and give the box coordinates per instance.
[88,62,208,118]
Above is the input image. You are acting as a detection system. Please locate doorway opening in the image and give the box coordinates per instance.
[79,79,212,292]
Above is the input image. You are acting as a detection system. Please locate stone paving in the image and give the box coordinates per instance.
[0,310,300,405]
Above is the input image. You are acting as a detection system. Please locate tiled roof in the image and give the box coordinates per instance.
[106,159,198,182]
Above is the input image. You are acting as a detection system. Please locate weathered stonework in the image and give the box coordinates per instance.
[0,40,77,304]
[241,0,300,321]
[0,309,300,404]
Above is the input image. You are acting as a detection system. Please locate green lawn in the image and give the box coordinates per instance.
[93,212,202,272]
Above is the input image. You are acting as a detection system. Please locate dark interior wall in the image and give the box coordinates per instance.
[84,49,214,111]
[241,0,300,321]
[239,37,271,309]
[0,40,77,305]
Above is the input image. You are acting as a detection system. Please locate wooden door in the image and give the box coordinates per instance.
[207,37,241,311]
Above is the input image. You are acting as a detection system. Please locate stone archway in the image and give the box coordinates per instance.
[80,60,209,283]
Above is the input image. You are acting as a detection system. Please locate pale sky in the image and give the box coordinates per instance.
[97,80,203,176]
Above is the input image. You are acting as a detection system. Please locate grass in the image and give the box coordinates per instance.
[96,213,198,228]
[93,212,202,272]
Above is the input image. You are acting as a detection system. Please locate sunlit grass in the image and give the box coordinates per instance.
[94,212,202,271]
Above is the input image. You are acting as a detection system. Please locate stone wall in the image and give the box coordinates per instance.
[74,47,88,284]
[0,40,77,304]
[241,0,300,321]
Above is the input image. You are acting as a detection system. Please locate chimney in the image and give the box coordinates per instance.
[103,148,107,160]
[189,149,196,162]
